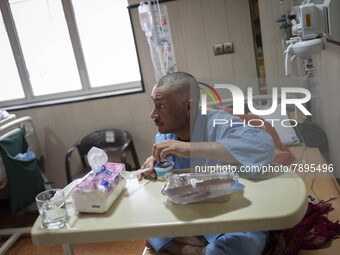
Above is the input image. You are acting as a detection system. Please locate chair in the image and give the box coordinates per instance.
[65,129,140,184]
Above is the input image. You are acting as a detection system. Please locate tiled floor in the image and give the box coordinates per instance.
[1,235,145,255]
[0,199,145,255]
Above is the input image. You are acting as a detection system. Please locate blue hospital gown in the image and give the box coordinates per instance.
[148,109,275,254]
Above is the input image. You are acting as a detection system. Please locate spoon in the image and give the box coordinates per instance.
[190,179,204,188]
[120,168,150,179]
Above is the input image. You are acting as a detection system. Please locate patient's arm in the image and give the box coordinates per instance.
[152,140,239,164]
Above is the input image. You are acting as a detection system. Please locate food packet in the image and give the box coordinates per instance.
[161,172,244,204]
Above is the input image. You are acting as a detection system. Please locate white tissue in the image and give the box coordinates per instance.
[87,147,108,176]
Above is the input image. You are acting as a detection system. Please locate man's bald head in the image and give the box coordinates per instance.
[154,72,200,107]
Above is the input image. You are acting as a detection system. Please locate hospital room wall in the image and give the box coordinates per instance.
[136,0,258,85]
[10,0,257,188]
[259,0,340,180]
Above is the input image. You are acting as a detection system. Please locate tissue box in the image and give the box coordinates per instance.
[72,162,126,213]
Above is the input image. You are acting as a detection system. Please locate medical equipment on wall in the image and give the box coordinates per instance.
[138,1,177,81]
[290,0,340,42]
[285,37,324,92]
[276,0,291,49]
[284,0,340,96]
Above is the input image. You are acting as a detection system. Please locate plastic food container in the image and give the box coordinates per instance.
[161,172,244,204]
[154,161,174,181]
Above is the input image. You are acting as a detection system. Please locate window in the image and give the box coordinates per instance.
[10,0,82,96]
[72,0,141,88]
[0,9,24,102]
[0,0,142,109]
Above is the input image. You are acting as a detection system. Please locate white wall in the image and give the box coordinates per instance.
[312,42,340,180]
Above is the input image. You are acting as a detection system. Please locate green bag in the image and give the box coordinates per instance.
[0,127,45,215]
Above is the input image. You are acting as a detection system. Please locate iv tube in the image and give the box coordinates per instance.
[280,0,285,49]
[280,0,284,16]
[279,0,290,50]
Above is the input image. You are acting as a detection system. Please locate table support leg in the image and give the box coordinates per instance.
[62,244,74,255]
[0,227,31,255]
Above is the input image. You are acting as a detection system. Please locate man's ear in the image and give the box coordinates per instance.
[186,99,195,112]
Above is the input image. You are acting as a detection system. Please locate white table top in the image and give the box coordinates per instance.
[31,171,307,246]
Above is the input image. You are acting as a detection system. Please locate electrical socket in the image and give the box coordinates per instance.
[213,44,224,55]
[213,42,234,55]
[223,42,234,54]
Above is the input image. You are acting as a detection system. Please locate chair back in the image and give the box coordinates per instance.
[65,129,140,184]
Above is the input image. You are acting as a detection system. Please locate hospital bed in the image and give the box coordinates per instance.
[0,114,16,187]
[0,116,49,255]
[0,116,44,186]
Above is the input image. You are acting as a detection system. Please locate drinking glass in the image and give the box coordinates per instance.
[35,189,68,229]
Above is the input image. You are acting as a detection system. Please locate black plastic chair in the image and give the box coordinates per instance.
[65,129,140,184]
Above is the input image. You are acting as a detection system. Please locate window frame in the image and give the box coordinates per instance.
[0,0,144,111]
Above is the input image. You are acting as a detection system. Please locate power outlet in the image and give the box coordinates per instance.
[223,42,234,54]
[213,42,234,55]
[213,44,224,55]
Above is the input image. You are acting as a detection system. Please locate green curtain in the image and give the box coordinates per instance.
[0,127,45,215]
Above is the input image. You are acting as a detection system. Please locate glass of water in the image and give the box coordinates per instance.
[35,189,68,229]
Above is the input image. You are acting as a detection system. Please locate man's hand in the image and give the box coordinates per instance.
[152,140,190,162]
[137,156,157,181]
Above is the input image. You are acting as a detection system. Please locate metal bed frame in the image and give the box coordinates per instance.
[0,116,48,255]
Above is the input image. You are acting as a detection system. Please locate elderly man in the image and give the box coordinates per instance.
[139,72,275,255]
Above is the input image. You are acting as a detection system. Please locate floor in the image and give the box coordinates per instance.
[0,199,145,255]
